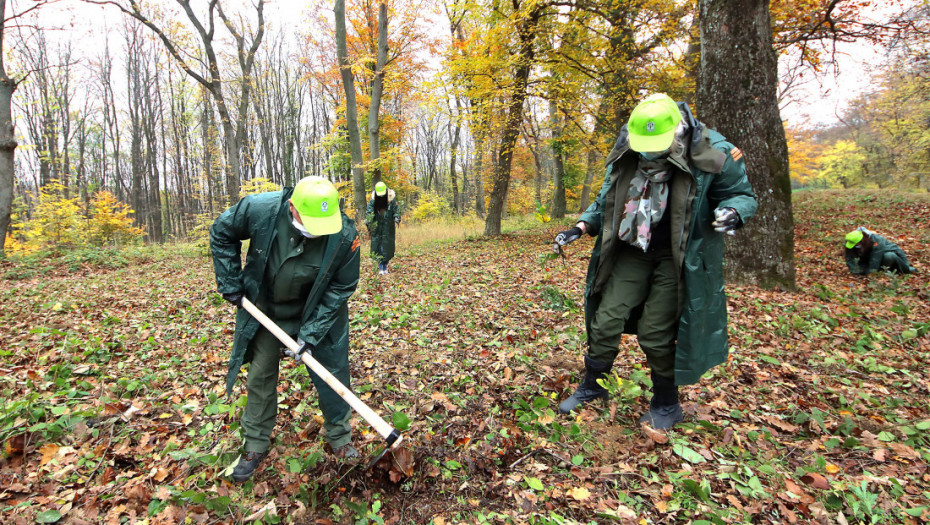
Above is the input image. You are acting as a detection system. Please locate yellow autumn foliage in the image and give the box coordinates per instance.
[87,191,146,246]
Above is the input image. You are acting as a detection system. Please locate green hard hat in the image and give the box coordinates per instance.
[375,181,387,196]
[627,93,682,153]
[291,176,342,236]
[845,230,864,249]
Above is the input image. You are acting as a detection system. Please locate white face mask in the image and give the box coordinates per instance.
[640,150,669,161]
[291,217,316,238]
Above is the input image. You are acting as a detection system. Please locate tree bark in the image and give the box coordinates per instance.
[448,96,462,213]
[367,2,388,187]
[578,147,598,212]
[697,0,795,289]
[473,131,485,218]
[0,0,16,254]
[549,100,566,219]
[335,0,367,220]
[484,4,544,236]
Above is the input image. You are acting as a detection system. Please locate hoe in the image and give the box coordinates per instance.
[240,297,404,467]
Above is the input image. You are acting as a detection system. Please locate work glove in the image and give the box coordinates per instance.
[394,215,401,224]
[554,226,583,246]
[553,226,583,252]
[222,292,244,307]
[712,207,740,234]
[285,340,314,362]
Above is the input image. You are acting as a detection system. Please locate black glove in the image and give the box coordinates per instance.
[222,292,244,307]
[394,215,401,224]
[712,207,740,233]
[554,226,583,247]
[286,340,314,362]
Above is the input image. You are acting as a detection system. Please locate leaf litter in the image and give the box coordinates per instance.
[0,190,928,523]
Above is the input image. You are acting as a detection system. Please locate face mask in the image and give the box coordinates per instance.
[640,150,668,161]
[291,217,315,238]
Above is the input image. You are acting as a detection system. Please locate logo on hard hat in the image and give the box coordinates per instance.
[646,122,655,133]
[321,201,329,213]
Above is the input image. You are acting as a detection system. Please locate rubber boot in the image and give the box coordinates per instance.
[230,451,267,482]
[332,443,359,459]
[638,373,683,430]
[558,355,612,414]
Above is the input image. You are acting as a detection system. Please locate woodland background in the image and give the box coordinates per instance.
[0,0,929,524]
[0,0,926,259]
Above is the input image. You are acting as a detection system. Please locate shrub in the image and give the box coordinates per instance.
[87,191,146,246]
[410,191,450,221]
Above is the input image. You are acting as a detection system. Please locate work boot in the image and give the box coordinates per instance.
[230,451,267,482]
[332,443,359,459]
[559,355,612,414]
[638,374,683,430]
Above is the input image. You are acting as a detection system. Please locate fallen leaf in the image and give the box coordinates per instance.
[39,443,59,466]
[641,425,669,444]
[244,501,276,522]
[762,414,799,433]
[568,487,591,501]
[800,473,830,490]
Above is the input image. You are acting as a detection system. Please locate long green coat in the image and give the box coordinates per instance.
[845,230,915,275]
[210,188,361,394]
[366,189,400,264]
[579,103,757,385]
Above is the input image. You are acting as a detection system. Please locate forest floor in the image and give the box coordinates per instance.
[1,190,929,525]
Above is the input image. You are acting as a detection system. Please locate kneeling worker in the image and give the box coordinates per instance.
[844,227,915,275]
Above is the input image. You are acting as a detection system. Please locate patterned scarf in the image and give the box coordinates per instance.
[617,157,673,251]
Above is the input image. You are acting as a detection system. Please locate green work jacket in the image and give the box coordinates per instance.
[579,103,758,385]
[845,230,915,275]
[210,188,361,394]
[366,189,401,263]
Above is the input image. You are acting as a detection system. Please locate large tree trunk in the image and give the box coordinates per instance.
[335,0,367,220]
[0,0,14,254]
[697,0,795,289]
[368,2,388,187]
[0,76,15,255]
[484,5,544,236]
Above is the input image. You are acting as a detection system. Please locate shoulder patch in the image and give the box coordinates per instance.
[730,147,743,161]
[351,236,361,252]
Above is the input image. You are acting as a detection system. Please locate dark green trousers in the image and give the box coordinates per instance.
[588,245,679,380]
[242,325,352,453]
[880,252,910,274]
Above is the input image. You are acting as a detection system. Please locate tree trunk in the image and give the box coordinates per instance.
[448,101,461,214]
[549,100,566,218]
[0,76,15,254]
[578,146,598,212]
[484,5,543,236]
[368,2,388,187]
[335,0,367,219]
[473,132,485,218]
[697,0,795,289]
